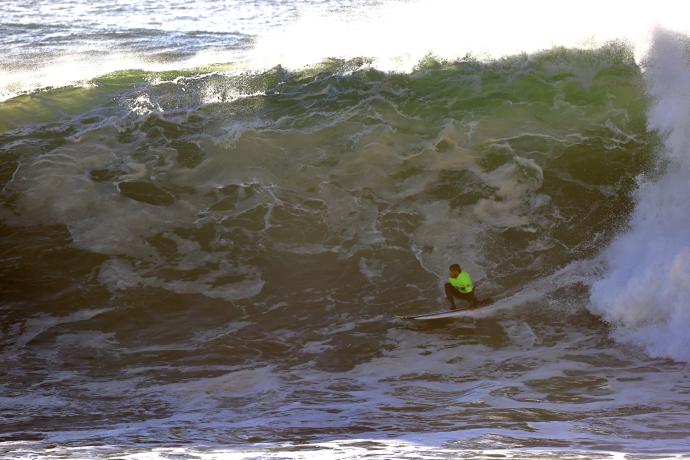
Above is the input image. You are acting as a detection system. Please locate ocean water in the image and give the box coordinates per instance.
[2,1,690,458]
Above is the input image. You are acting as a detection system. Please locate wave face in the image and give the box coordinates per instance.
[590,30,690,362]
[3,0,690,457]
[1,46,649,309]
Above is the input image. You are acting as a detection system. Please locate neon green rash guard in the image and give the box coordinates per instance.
[448,271,473,293]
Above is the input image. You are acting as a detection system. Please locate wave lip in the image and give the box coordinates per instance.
[590,28,690,363]
[6,0,690,102]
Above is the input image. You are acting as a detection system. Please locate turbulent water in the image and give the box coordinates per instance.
[2,1,690,458]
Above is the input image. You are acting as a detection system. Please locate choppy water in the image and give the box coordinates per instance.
[2,1,690,458]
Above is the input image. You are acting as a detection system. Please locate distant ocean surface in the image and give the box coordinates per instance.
[3,1,690,458]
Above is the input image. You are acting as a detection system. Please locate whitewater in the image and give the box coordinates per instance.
[590,29,690,364]
[3,0,690,458]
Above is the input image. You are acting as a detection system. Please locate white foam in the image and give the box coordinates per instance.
[54,331,117,350]
[249,0,690,73]
[501,321,538,349]
[302,339,334,355]
[590,29,690,363]
[6,1,690,102]
[472,155,546,228]
[19,443,690,460]
[12,308,112,349]
[0,51,238,102]
[191,321,252,344]
[146,365,280,411]
[358,257,383,281]
[98,257,264,301]
[3,135,265,301]
[5,143,193,258]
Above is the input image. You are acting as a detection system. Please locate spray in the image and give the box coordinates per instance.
[590,28,690,362]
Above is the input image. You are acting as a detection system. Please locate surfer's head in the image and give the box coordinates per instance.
[449,263,461,277]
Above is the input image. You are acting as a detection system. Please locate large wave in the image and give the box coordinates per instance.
[1,44,649,321]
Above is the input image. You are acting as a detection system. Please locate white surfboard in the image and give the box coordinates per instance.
[395,309,475,320]
[396,299,496,320]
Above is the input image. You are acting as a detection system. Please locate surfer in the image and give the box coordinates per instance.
[445,263,477,310]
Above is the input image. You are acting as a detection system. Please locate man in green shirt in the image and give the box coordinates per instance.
[445,263,478,310]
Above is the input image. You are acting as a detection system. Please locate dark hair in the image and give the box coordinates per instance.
[449,263,461,271]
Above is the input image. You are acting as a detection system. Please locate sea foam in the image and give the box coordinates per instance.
[589,28,690,362]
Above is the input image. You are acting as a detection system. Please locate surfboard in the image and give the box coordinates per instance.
[396,299,495,320]
[395,309,475,320]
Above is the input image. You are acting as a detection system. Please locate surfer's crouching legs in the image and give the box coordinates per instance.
[444,283,478,310]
